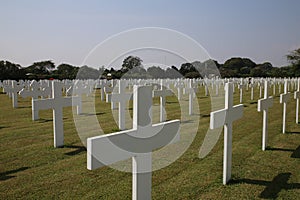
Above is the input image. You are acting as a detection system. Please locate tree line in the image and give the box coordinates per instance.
[1,48,300,80]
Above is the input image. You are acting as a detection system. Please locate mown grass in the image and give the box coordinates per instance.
[0,84,299,199]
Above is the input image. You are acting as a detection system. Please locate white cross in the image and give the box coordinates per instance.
[294,78,300,124]
[153,80,173,122]
[33,81,81,147]
[257,80,273,151]
[185,79,197,116]
[280,80,290,134]
[87,85,180,200]
[106,79,132,130]
[210,82,243,185]
[19,80,48,120]
[238,78,244,103]
[7,80,23,108]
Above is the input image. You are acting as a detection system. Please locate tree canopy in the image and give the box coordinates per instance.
[0,50,299,81]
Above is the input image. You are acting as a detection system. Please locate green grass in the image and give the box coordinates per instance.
[0,85,299,199]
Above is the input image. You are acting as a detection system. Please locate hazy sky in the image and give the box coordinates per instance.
[1,0,299,68]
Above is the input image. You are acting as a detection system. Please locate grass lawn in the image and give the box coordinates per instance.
[0,84,299,199]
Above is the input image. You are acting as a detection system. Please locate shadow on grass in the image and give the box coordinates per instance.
[181,120,194,124]
[80,112,105,116]
[231,173,300,199]
[64,145,86,156]
[249,101,258,104]
[200,114,210,118]
[286,131,300,135]
[267,145,300,158]
[291,145,300,158]
[0,167,30,181]
[37,118,53,123]
[18,106,31,109]
[0,126,7,129]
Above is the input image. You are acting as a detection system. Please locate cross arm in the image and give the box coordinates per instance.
[258,97,273,112]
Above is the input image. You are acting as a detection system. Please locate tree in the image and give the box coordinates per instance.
[287,48,300,66]
[121,56,143,72]
[55,63,79,79]
[287,48,300,76]
[25,60,55,76]
[0,61,25,80]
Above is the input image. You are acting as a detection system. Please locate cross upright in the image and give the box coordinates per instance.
[280,79,290,134]
[238,78,244,103]
[8,80,23,108]
[294,78,300,124]
[210,82,244,185]
[106,79,132,130]
[185,79,198,116]
[33,81,81,147]
[19,80,48,120]
[153,79,173,122]
[87,85,180,200]
[257,80,273,151]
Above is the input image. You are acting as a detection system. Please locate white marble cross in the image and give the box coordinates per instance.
[19,80,48,120]
[153,80,173,122]
[185,79,197,116]
[87,85,180,200]
[238,78,244,103]
[257,80,273,151]
[280,80,290,134]
[33,81,81,147]
[210,82,243,185]
[8,80,23,108]
[106,79,132,130]
[294,78,300,124]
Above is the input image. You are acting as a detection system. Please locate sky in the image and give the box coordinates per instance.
[0,0,300,68]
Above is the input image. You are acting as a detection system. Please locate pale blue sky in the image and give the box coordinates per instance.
[0,0,299,68]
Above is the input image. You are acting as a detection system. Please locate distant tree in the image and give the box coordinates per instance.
[25,60,55,76]
[76,65,100,79]
[179,63,196,76]
[0,60,25,80]
[165,67,182,78]
[147,66,166,78]
[121,56,143,72]
[54,63,79,79]
[287,48,300,76]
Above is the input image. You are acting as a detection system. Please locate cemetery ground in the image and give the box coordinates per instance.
[0,85,299,199]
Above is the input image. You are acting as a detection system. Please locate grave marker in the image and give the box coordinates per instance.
[153,80,173,122]
[257,80,273,151]
[280,80,290,134]
[87,85,180,200]
[210,82,243,184]
[294,78,300,124]
[33,81,81,147]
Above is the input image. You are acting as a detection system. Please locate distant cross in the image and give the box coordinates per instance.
[257,80,273,151]
[294,78,300,124]
[174,80,185,100]
[9,80,23,108]
[238,78,244,103]
[106,79,132,130]
[258,81,264,98]
[210,82,244,185]
[153,79,173,122]
[87,85,180,200]
[19,80,48,120]
[33,81,81,147]
[185,79,198,116]
[280,79,290,134]
[104,82,117,110]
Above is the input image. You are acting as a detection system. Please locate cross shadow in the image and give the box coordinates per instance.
[291,145,300,158]
[37,118,53,123]
[181,120,194,124]
[0,167,30,181]
[200,114,210,118]
[0,126,7,129]
[231,173,300,199]
[267,145,300,158]
[80,112,105,116]
[286,131,300,135]
[64,145,86,156]
[250,101,258,104]
[18,106,31,109]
